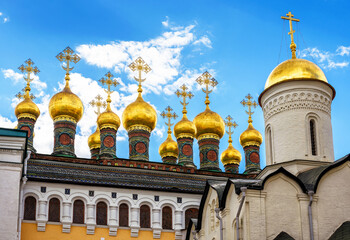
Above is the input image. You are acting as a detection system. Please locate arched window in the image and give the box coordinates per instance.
[96,202,107,225]
[73,200,84,224]
[162,206,172,230]
[266,127,273,164]
[119,203,129,227]
[310,119,317,156]
[185,208,199,229]
[23,196,36,220]
[48,198,60,222]
[140,205,151,228]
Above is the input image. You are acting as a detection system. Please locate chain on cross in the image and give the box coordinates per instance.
[128,57,151,96]
[196,71,218,108]
[175,84,194,115]
[225,115,238,143]
[281,11,300,59]
[241,94,258,123]
[56,47,80,83]
[161,106,178,134]
[89,94,107,115]
[18,59,39,99]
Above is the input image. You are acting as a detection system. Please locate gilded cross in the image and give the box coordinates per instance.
[161,106,178,134]
[241,94,258,123]
[281,11,300,59]
[18,59,39,99]
[175,84,194,115]
[224,115,238,143]
[128,57,151,96]
[99,72,119,108]
[56,47,80,84]
[89,94,107,115]
[196,71,218,108]
[16,89,35,100]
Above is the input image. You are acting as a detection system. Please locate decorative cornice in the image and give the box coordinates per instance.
[128,124,151,133]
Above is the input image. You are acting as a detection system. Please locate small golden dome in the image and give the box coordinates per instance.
[122,95,157,132]
[221,143,241,166]
[193,107,225,139]
[174,115,196,139]
[15,98,40,121]
[159,134,179,159]
[239,122,263,148]
[97,107,120,131]
[49,86,83,122]
[265,58,327,90]
[88,127,101,150]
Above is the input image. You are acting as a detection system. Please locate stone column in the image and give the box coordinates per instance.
[53,119,77,157]
[99,128,117,159]
[224,163,239,173]
[152,208,162,239]
[174,210,183,239]
[37,200,47,231]
[130,207,140,237]
[109,206,118,236]
[244,145,261,174]
[17,118,37,152]
[198,137,221,171]
[62,202,72,233]
[128,127,151,161]
[177,137,195,167]
[86,203,95,235]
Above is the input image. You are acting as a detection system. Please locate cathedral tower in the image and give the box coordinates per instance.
[193,72,225,171]
[49,47,83,157]
[122,57,157,161]
[259,12,335,165]
[15,59,40,152]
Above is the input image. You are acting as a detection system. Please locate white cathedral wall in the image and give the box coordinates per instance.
[22,181,201,239]
[260,80,334,165]
[314,162,350,239]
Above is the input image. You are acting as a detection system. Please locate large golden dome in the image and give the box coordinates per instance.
[15,98,40,121]
[159,134,179,158]
[265,58,327,90]
[49,86,83,122]
[221,143,241,166]
[97,108,120,131]
[193,108,225,139]
[122,95,157,132]
[174,115,196,139]
[240,122,263,148]
[88,127,101,150]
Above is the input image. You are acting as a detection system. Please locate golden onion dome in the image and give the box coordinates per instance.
[239,122,263,148]
[193,107,225,140]
[122,95,157,132]
[49,85,83,122]
[97,107,120,131]
[159,134,179,159]
[88,127,101,150]
[15,98,40,121]
[265,58,327,90]
[174,115,196,139]
[221,143,242,166]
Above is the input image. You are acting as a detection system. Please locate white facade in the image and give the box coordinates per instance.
[260,80,335,165]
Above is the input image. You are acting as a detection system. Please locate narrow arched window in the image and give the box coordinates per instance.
[185,208,199,229]
[73,200,84,224]
[24,196,36,220]
[310,120,317,156]
[119,203,129,227]
[48,198,60,222]
[96,202,107,225]
[267,127,273,164]
[140,205,151,228]
[162,206,172,230]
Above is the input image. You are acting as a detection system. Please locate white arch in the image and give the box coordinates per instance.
[136,197,156,209]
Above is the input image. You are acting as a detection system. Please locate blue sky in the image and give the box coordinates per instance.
[0,0,349,172]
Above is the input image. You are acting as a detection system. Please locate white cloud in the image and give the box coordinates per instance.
[193,35,212,48]
[0,12,9,23]
[162,16,169,27]
[299,47,349,70]
[3,17,8,23]
[2,68,47,90]
[0,116,16,128]
[336,46,350,56]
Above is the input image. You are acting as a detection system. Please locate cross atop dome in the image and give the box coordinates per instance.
[281,11,300,59]
[18,59,39,99]
[56,47,80,85]
[16,88,35,100]
[99,72,119,109]
[161,106,178,135]
[241,94,258,123]
[175,84,194,115]
[89,94,106,116]
[224,115,238,144]
[196,71,218,108]
[128,57,151,96]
